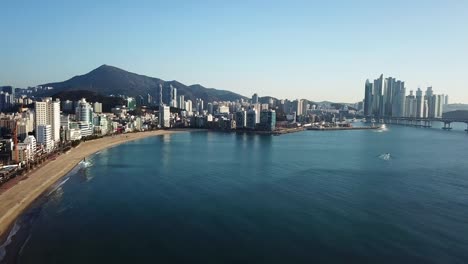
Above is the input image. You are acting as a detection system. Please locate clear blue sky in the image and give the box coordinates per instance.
[1,0,467,103]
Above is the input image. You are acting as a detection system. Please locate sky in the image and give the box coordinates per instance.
[1,0,467,103]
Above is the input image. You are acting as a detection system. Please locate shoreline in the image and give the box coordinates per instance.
[0,130,181,239]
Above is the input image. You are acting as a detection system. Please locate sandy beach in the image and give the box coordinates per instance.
[0,130,179,237]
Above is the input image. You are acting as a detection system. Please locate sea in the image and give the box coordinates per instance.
[1,122,468,264]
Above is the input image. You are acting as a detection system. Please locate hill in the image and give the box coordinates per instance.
[40,65,247,103]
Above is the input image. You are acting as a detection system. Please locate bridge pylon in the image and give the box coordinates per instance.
[442,121,453,130]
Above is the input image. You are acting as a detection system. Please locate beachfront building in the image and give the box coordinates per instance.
[260,109,276,131]
[235,110,247,129]
[246,109,257,129]
[34,98,61,144]
[17,143,31,163]
[75,98,94,137]
[159,105,170,128]
[37,124,53,152]
[23,135,37,156]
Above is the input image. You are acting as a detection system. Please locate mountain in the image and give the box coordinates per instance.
[40,65,247,103]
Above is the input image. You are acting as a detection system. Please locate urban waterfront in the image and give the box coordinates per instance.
[1,125,468,264]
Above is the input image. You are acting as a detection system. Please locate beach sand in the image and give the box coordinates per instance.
[0,130,179,237]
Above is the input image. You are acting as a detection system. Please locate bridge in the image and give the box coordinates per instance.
[366,117,468,132]
[364,110,468,132]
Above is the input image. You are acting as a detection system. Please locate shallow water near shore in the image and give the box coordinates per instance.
[2,124,468,263]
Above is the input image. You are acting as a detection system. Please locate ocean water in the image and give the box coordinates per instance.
[1,123,468,264]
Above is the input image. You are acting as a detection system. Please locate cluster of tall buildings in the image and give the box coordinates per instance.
[0,86,15,112]
[364,75,447,119]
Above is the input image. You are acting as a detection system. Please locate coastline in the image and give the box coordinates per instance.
[0,130,180,238]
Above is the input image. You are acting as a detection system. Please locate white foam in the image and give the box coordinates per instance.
[378,153,391,161]
[0,222,21,261]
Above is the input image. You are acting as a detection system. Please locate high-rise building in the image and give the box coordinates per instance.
[178,95,185,110]
[34,98,60,143]
[364,79,373,116]
[260,110,276,131]
[252,93,259,104]
[172,87,177,108]
[294,99,304,116]
[405,91,416,117]
[37,124,53,152]
[93,102,103,113]
[127,97,136,110]
[159,105,170,128]
[373,74,384,117]
[383,77,394,116]
[185,100,192,114]
[158,84,163,106]
[415,88,424,118]
[432,94,444,118]
[207,103,213,115]
[75,98,93,137]
[62,100,74,111]
[391,81,406,118]
[246,109,257,129]
[196,98,204,114]
[23,135,36,159]
[235,110,246,129]
[423,99,429,118]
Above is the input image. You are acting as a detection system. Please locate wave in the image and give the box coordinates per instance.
[47,177,70,197]
[79,160,93,169]
[0,222,21,262]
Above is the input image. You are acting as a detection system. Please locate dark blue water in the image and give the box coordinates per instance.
[2,124,468,264]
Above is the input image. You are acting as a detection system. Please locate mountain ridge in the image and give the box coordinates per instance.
[39,65,248,103]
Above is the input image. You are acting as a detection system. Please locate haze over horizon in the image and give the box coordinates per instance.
[1,0,467,103]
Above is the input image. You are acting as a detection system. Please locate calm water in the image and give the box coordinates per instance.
[1,124,468,264]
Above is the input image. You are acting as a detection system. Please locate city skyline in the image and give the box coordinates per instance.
[1,1,468,103]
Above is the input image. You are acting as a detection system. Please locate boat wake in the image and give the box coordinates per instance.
[378,153,392,161]
[375,124,388,133]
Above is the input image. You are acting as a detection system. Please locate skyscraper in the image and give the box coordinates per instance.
[405,91,416,118]
[178,95,185,110]
[373,74,384,117]
[425,87,434,117]
[158,84,163,106]
[415,88,424,118]
[364,79,373,116]
[172,87,177,108]
[391,81,406,118]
